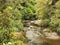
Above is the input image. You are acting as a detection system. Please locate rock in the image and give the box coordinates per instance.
[26,26,40,40]
[30,20,41,24]
[23,20,42,27]
[37,32,60,45]
[30,20,42,26]
[26,26,45,45]
[43,32,60,39]
[26,25,60,45]
[25,20,60,45]
[23,20,31,27]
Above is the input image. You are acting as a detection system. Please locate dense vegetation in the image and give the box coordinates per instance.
[0,0,60,45]
[36,0,60,33]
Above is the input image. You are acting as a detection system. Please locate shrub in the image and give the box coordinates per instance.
[0,0,23,43]
[36,0,60,33]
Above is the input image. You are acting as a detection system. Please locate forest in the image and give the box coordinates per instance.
[0,0,60,45]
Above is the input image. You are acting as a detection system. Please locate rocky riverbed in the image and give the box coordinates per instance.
[23,20,60,45]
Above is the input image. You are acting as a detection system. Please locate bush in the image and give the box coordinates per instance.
[36,0,60,33]
[0,0,23,43]
[20,0,37,20]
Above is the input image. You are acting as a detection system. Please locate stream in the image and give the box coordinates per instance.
[23,20,60,45]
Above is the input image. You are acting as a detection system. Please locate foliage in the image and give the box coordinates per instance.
[0,0,60,44]
[0,0,36,43]
[20,0,36,20]
[36,0,60,33]
[3,41,26,45]
[0,0,23,43]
